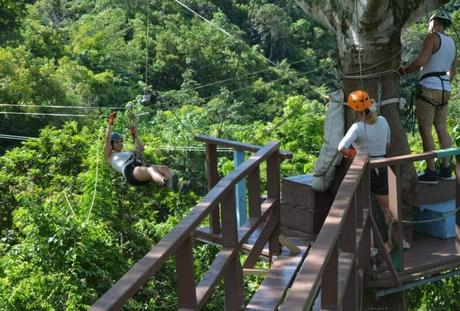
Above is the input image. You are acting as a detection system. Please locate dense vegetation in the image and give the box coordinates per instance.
[0,0,459,310]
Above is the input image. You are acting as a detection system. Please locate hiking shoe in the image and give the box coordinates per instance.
[439,165,454,180]
[418,169,439,184]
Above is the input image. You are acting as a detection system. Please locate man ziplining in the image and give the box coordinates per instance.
[104,111,187,192]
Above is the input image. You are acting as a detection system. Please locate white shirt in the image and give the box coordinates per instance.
[420,32,456,91]
[338,116,390,159]
[111,151,134,174]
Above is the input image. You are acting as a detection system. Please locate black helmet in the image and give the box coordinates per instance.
[111,132,123,142]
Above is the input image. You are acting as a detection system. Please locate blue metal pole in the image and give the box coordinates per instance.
[234,150,247,227]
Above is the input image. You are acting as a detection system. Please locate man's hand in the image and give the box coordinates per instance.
[108,112,117,126]
[398,65,406,77]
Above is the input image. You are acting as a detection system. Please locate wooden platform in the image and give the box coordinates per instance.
[367,231,460,288]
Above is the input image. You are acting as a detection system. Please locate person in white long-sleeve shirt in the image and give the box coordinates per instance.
[338,90,409,250]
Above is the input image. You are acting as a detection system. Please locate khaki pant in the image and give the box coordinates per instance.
[415,87,452,168]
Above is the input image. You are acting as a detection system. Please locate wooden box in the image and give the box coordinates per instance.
[281,174,334,234]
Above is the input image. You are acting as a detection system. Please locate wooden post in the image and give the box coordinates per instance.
[221,188,244,310]
[358,164,372,282]
[206,143,221,234]
[267,151,281,259]
[175,238,197,309]
[234,150,247,226]
[247,167,261,219]
[388,165,404,271]
[321,244,338,309]
[343,195,358,310]
[342,195,356,253]
[456,155,460,254]
[343,261,357,311]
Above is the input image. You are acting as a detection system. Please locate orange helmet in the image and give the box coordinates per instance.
[347,90,372,112]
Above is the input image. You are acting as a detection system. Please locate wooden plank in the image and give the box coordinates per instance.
[243,208,278,269]
[337,251,356,308]
[369,147,460,169]
[366,256,460,288]
[243,268,268,276]
[175,238,197,309]
[388,165,404,271]
[238,198,277,245]
[221,188,245,310]
[415,179,456,206]
[366,232,460,287]
[321,244,338,309]
[357,214,372,283]
[196,248,235,309]
[267,152,281,258]
[246,246,309,311]
[248,167,261,219]
[195,135,292,160]
[234,150,248,226]
[369,213,401,287]
[456,155,460,254]
[195,198,276,248]
[194,227,222,245]
[206,143,221,234]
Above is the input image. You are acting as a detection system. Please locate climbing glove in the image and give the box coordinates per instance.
[108,112,117,126]
[344,148,357,159]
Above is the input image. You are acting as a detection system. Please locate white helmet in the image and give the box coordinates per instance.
[429,9,452,27]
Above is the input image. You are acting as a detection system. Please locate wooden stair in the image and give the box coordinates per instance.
[246,245,310,311]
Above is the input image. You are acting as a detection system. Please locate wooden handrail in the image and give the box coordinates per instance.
[91,141,281,310]
[195,134,292,160]
[369,147,460,168]
[280,153,368,310]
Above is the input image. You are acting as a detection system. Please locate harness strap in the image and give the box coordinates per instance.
[417,72,449,110]
[420,71,448,81]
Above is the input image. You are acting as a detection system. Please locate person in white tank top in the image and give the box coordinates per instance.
[399,9,457,184]
[104,112,180,190]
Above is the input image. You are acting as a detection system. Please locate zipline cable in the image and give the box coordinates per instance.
[0,104,125,110]
[172,0,277,67]
[0,111,99,117]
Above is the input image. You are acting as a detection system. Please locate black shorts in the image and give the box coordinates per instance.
[370,167,388,195]
[123,162,150,186]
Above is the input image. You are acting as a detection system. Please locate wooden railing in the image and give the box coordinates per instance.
[280,148,460,310]
[195,135,292,234]
[91,136,288,310]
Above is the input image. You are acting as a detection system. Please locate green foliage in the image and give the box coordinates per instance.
[408,275,460,311]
